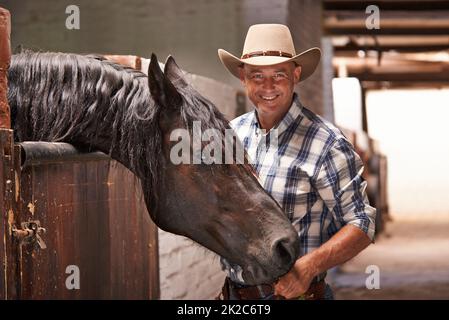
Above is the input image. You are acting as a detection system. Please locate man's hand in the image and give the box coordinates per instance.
[274,255,316,299]
[274,225,372,299]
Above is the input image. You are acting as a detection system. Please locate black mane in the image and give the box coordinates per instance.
[7,51,238,206]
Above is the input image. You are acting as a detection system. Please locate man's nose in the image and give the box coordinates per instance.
[262,77,275,90]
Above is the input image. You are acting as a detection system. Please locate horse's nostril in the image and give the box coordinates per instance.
[273,237,297,268]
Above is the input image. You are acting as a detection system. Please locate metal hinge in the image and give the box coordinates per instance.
[12,220,47,249]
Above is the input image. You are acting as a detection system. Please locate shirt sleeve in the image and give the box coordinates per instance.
[314,138,377,241]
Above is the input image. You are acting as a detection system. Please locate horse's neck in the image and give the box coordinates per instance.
[78,108,145,177]
[10,53,156,180]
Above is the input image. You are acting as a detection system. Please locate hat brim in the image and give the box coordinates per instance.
[218,47,321,82]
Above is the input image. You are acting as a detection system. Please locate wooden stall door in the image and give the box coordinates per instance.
[2,143,159,299]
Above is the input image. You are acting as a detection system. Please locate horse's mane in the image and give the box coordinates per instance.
[7,50,252,205]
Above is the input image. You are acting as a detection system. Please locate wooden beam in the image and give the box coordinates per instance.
[335,44,449,52]
[324,17,449,35]
[362,80,449,89]
[323,1,449,11]
[325,10,449,20]
[343,71,449,82]
[325,26,449,35]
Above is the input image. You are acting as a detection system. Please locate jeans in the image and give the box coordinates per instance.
[227,282,335,300]
[324,284,335,300]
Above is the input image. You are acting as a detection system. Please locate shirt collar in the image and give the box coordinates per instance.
[251,93,303,136]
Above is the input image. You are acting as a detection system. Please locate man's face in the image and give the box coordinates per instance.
[239,62,301,126]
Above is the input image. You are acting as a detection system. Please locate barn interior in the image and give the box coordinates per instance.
[1,0,448,300]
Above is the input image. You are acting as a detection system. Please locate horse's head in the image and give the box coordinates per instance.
[8,50,300,285]
[144,54,300,285]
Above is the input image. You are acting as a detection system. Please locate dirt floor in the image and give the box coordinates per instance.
[329,218,449,300]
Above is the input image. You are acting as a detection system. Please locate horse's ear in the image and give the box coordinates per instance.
[148,53,182,109]
[164,55,188,88]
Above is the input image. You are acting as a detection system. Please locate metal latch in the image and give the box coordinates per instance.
[12,220,47,249]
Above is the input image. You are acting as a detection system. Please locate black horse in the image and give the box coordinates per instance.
[7,51,299,285]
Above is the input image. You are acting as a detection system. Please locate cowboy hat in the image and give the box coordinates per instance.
[218,24,321,82]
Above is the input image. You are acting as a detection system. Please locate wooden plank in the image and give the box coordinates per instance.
[323,0,449,11]
[324,15,449,35]
[0,7,11,129]
[0,130,18,299]
[106,160,159,299]
[0,130,10,298]
[348,71,449,82]
[103,55,141,70]
[334,43,449,53]
[325,10,449,20]
[140,179,160,299]
[16,156,159,299]
[20,159,50,298]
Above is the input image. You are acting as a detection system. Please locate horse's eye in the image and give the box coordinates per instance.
[222,205,232,213]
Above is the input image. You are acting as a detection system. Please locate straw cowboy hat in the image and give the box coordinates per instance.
[218,24,321,82]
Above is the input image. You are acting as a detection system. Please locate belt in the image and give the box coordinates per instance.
[219,277,327,300]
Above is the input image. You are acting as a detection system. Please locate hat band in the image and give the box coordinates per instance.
[241,50,293,59]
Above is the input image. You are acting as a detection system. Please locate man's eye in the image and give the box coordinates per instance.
[251,74,263,79]
[274,73,287,79]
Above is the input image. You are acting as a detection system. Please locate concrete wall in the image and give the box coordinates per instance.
[1,0,244,86]
[287,0,333,119]
[158,231,225,299]
[155,66,243,300]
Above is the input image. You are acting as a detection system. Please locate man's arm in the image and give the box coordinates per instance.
[274,224,371,298]
[275,138,376,298]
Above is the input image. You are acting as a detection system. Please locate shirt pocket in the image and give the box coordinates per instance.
[284,166,311,194]
[283,167,312,219]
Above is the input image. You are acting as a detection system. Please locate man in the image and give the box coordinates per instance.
[217,24,376,300]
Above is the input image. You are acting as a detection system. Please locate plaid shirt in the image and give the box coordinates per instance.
[222,94,376,284]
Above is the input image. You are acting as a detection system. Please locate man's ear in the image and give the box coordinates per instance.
[238,65,246,84]
[293,65,302,84]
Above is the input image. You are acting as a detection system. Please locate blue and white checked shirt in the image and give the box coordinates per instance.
[223,94,376,283]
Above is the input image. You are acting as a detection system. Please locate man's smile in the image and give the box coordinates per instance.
[260,94,280,101]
